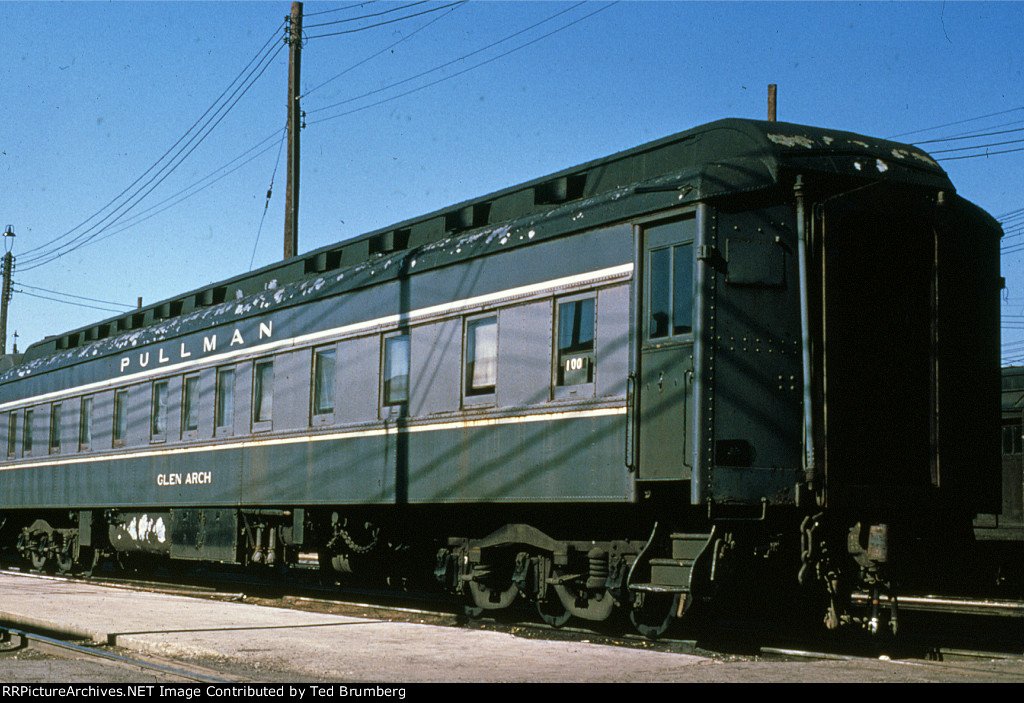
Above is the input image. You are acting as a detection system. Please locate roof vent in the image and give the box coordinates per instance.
[445,204,491,233]
[195,286,227,307]
[369,229,410,256]
[534,174,586,205]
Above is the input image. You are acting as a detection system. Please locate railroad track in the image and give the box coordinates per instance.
[3,561,1022,665]
[0,626,248,683]
[759,644,1024,681]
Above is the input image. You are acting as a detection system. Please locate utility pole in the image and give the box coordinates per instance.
[284,1,303,260]
[0,226,15,355]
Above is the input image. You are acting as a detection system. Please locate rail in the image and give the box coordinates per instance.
[0,624,235,682]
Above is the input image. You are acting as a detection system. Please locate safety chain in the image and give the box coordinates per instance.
[327,523,379,555]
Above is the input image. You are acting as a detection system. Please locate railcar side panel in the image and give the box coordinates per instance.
[0,448,244,508]
[494,301,553,408]
[704,201,803,504]
[335,336,380,425]
[241,436,396,505]
[0,226,637,510]
[405,414,631,503]
[409,318,462,416]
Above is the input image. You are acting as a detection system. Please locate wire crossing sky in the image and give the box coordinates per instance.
[2,1,1023,355]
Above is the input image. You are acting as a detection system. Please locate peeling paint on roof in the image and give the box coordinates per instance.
[768,133,815,149]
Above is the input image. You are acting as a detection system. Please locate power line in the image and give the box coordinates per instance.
[66,131,287,258]
[302,2,462,99]
[307,2,613,125]
[305,1,462,38]
[928,137,1024,156]
[915,118,1024,143]
[888,106,1024,139]
[250,128,289,271]
[305,1,382,18]
[914,126,1024,146]
[21,22,284,261]
[936,145,1024,162]
[305,1,429,29]
[306,1,586,116]
[13,282,135,309]
[14,289,133,315]
[19,30,286,272]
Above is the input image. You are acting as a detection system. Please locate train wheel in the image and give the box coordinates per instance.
[55,551,74,575]
[462,601,485,620]
[628,591,680,639]
[54,536,78,575]
[317,550,339,586]
[536,596,571,628]
[29,549,47,572]
[81,547,99,577]
[552,583,616,623]
[467,580,519,613]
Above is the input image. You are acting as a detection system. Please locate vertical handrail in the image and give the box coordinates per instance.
[795,175,817,487]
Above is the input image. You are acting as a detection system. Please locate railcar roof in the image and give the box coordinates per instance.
[21,118,953,364]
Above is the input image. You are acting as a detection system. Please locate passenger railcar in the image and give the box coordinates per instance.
[973,366,1024,588]
[0,119,1003,635]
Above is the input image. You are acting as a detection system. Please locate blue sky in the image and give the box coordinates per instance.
[3,1,1023,358]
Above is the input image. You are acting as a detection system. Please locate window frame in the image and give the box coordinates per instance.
[311,345,336,426]
[462,314,498,406]
[113,389,129,447]
[252,358,274,432]
[1003,420,1023,456]
[552,293,597,396]
[381,331,410,411]
[78,396,93,452]
[215,366,236,437]
[151,380,169,443]
[642,217,696,346]
[49,403,61,455]
[181,374,200,440]
[6,411,15,458]
[22,408,33,457]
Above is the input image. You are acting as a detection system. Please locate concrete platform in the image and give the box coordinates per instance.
[1,571,1023,682]
[0,571,713,682]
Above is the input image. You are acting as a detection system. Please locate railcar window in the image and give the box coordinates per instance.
[79,397,93,451]
[253,360,274,425]
[649,248,672,338]
[1004,374,1024,391]
[1003,423,1023,455]
[672,244,694,334]
[464,316,497,397]
[216,367,235,433]
[49,404,60,454]
[151,381,168,441]
[6,412,15,457]
[22,407,32,456]
[22,409,32,456]
[556,298,595,386]
[383,334,410,406]
[312,347,336,417]
[113,390,128,446]
[182,375,199,437]
[648,244,694,338]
